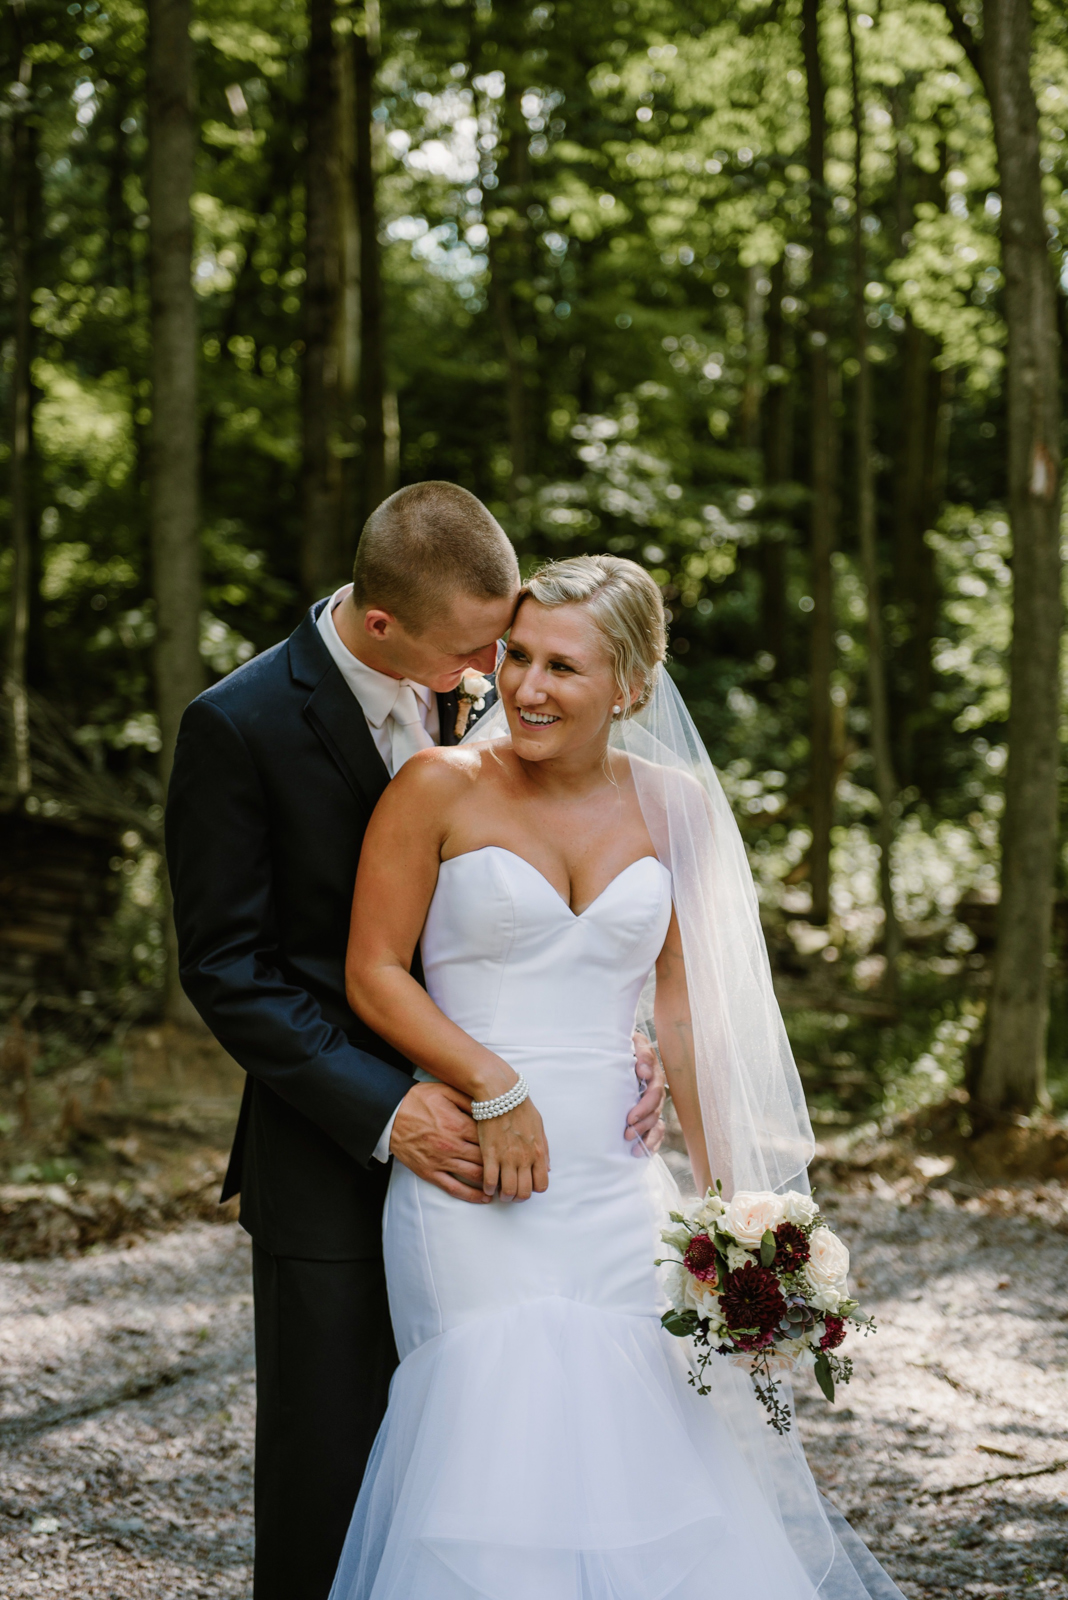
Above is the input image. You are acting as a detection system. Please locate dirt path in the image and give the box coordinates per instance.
[1,1193,1065,1599]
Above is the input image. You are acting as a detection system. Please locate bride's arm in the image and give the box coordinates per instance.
[347,749,549,1201]
[653,905,712,1195]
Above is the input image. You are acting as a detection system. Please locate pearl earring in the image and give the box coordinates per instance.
[612,706,622,715]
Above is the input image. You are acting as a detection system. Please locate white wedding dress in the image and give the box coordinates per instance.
[329,846,905,1600]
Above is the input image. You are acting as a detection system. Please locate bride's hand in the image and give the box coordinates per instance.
[478,1098,550,1201]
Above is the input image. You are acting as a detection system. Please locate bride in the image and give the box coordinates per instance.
[330,555,905,1599]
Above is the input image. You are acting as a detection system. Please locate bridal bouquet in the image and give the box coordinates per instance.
[657,1184,873,1434]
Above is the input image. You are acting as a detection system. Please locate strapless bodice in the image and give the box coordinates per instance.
[419,846,672,1053]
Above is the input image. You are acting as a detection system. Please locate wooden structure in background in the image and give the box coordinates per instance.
[0,811,121,1014]
[0,688,152,1019]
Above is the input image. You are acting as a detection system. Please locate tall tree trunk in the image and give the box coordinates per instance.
[356,0,388,525]
[892,131,949,783]
[335,28,360,553]
[972,0,1063,1113]
[894,322,944,725]
[487,71,532,504]
[301,0,344,600]
[739,264,765,453]
[104,75,133,292]
[147,0,203,1023]
[468,12,530,505]
[908,351,951,794]
[914,360,951,722]
[801,0,836,925]
[488,233,527,501]
[382,387,400,498]
[301,0,361,592]
[5,23,33,797]
[846,0,900,988]
[760,257,791,675]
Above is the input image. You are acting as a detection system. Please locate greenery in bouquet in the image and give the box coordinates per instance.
[657,1183,875,1434]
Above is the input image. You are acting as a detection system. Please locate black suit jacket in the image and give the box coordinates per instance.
[165,599,480,1260]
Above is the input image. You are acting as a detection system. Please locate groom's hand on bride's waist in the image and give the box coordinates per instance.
[389,1082,489,1202]
[627,1032,666,1154]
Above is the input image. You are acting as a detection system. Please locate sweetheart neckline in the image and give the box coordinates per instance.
[438,845,666,921]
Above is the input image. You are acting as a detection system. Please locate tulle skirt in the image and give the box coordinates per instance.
[328,1294,904,1600]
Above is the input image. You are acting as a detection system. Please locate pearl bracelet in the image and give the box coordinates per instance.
[470,1075,530,1122]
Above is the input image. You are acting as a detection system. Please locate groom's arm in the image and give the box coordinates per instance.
[166,695,413,1168]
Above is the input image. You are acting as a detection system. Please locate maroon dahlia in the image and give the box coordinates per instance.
[773,1221,810,1273]
[720,1261,786,1335]
[683,1232,720,1285]
[820,1315,846,1351]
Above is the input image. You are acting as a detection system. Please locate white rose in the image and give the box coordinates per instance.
[809,1286,844,1314]
[723,1190,785,1247]
[780,1191,820,1227]
[459,668,492,703]
[806,1227,850,1297]
[726,1244,755,1272]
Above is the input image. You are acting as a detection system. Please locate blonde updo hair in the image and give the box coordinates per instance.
[518,554,667,715]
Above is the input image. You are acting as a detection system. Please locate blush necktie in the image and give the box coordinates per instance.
[388,682,434,774]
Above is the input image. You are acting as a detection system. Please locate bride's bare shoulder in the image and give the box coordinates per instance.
[384,740,510,804]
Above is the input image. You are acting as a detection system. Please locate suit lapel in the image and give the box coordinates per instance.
[305,671,390,815]
[290,605,391,815]
[437,690,460,747]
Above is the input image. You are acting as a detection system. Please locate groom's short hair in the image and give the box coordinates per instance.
[352,481,519,634]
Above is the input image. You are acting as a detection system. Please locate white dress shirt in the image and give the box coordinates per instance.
[316,585,439,1161]
[316,585,439,765]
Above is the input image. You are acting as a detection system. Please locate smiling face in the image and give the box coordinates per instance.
[498,598,629,763]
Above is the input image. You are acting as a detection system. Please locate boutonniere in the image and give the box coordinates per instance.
[454,668,493,738]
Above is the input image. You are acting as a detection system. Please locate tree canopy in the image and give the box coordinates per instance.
[2,0,1067,1129]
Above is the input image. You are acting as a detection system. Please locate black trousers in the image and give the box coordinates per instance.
[252,1244,398,1600]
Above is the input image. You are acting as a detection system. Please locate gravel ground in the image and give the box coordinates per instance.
[0,1225,254,1597]
[1,1192,1066,1599]
[799,1188,1068,1599]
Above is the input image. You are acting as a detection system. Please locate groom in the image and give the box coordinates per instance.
[166,481,665,1600]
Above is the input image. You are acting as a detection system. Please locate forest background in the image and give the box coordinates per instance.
[1,0,1067,1184]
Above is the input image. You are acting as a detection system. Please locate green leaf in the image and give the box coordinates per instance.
[760,1228,777,1267]
[814,1352,836,1404]
[661,1309,698,1338]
